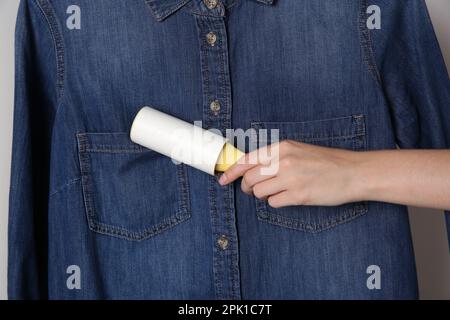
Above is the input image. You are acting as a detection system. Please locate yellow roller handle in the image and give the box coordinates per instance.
[215,143,245,172]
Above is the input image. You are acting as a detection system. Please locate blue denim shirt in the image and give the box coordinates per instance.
[9,0,450,299]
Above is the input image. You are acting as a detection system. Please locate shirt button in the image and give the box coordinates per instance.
[206,32,217,46]
[217,235,229,250]
[204,0,219,9]
[210,100,221,114]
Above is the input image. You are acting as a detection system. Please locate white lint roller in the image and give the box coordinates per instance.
[130,107,244,175]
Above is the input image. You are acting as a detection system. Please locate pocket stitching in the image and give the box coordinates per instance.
[76,132,191,241]
[256,202,368,233]
[251,115,366,141]
[252,115,369,233]
[77,132,146,153]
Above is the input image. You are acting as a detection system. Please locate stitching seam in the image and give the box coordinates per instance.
[34,0,65,105]
[49,178,81,197]
[359,0,382,86]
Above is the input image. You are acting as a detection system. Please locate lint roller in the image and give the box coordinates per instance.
[130,107,244,175]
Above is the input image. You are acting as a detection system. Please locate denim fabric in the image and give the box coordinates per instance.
[9,0,450,299]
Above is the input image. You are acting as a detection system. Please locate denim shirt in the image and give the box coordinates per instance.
[9,0,450,299]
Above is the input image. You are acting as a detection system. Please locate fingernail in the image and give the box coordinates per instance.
[219,173,228,185]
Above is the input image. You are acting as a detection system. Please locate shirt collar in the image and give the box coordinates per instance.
[146,0,275,22]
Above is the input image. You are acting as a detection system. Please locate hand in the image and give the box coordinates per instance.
[218,140,364,208]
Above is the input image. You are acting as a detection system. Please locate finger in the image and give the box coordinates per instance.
[219,143,280,185]
[241,164,278,194]
[218,153,258,186]
[251,177,287,200]
[267,191,297,208]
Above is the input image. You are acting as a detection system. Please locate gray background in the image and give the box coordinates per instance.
[0,0,449,300]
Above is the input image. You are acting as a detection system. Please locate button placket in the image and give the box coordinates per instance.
[195,13,241,300]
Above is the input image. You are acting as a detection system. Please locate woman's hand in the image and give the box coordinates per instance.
[219,141,450,211]
[218,140,364,208]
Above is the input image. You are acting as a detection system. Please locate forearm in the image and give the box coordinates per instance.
[353,150,450,210]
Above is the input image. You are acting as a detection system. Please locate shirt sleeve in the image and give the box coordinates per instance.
[8,0,61,299]
[369,0,450,248]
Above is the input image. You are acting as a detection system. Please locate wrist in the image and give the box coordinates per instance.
[346,151,379,202]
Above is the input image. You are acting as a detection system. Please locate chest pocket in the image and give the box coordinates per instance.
[76,132,191,241]
[251,115,368,233]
